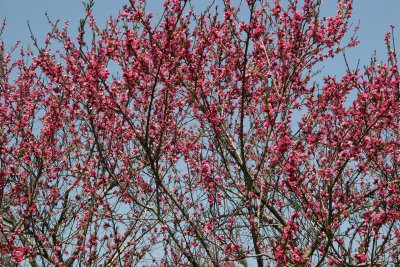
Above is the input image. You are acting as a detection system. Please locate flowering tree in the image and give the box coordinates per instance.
[1,0,399,266]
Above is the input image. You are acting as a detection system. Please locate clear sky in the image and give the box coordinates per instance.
[1,0,399,74]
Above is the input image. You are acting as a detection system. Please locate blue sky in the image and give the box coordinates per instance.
[1,0,399,72]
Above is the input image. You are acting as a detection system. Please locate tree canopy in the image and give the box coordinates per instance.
[0,0,399,266]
